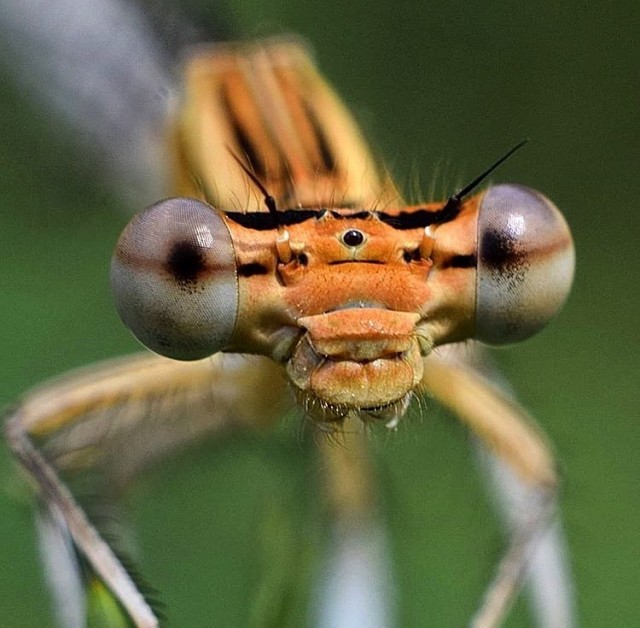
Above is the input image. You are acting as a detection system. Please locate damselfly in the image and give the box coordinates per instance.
[3,8,575,628]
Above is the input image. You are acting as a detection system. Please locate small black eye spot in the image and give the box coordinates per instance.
[297,253,309,266]
[342,229,365,247]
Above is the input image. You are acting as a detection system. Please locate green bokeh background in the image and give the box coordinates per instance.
[0,1,637,626]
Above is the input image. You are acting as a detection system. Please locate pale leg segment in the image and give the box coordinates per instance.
[480,452,576,628]
[420,346,575,627]
[6,352,289,627]
[313,415,396,628]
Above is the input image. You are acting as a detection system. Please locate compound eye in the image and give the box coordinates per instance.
[111,198,238,360]
[475,184,575,344]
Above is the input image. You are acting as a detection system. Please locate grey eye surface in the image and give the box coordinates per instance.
[475,184,575,345]
[111,198,238,360]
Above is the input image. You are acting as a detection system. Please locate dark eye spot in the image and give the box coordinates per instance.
[342,229,364,247]
[481,230,519,268]
[166,241,205,288]
[297,253,309,266]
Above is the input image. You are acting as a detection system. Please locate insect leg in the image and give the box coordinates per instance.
[6,352,289,627]
[313,416,395,628]
[479,449,575,628]
[420,345,574,628]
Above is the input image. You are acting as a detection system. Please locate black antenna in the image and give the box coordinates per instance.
[227,147,279,217]
[437,139,529,223]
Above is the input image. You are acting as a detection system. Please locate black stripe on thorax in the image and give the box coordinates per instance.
[219,87,267,179]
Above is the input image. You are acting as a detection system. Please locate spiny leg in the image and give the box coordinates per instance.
[6,352,290,627]
[420,343,574,628]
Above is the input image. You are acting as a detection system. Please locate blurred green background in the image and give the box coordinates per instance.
[0,1,637,626]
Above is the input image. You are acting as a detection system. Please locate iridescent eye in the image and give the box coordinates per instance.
[110,198,238,360]
[475,184,575,344]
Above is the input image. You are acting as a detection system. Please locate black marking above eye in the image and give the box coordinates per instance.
[166,241,206,287]
[226,209,321,230]
[480,230,521,268]
[331,210,370,220]
[378,207,456,230]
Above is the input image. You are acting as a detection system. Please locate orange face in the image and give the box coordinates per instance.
[222,204,475,426]
[274,212,432,425]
